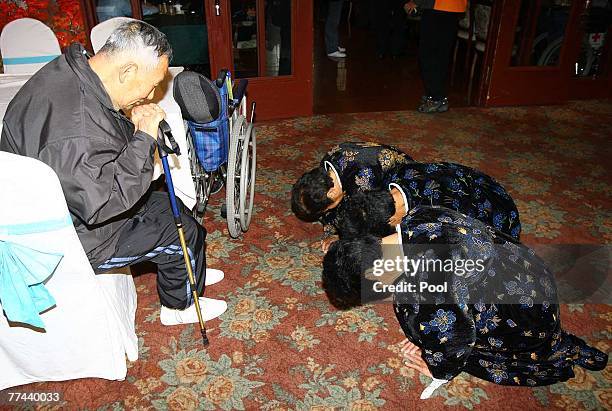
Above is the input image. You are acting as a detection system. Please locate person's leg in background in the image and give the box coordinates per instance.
[429,11,460,100]
[326,0,346,57]
[374,0,392,58]
[418,10,460,113]
[389,0,408,58]
[418,8,438,101]
[96,191,227,324]
[354,0,372,29]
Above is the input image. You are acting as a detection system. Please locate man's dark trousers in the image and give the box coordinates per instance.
[95,191,207,310]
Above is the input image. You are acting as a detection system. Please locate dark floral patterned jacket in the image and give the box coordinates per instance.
[319,141,414,230]
[392,207,607,389]
[386,162,521,240]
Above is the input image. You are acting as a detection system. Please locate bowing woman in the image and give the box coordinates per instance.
[322,206,607,399]
[338,162,521,241]
[291,141,414,243]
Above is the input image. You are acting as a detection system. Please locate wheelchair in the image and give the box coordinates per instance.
[173,70,256,238]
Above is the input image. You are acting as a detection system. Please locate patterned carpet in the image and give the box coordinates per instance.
[5,102,612,410]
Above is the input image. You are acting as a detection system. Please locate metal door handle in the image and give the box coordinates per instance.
[214,0,221,16]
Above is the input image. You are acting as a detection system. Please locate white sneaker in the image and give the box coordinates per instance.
[338,46,346,53]
[160,297,228,325]
[205,268,224,286]
[327,50,346,58]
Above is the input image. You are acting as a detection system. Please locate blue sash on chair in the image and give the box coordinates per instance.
[0,215,71,329]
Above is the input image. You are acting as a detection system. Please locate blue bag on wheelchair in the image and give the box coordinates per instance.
[173,71,230,172]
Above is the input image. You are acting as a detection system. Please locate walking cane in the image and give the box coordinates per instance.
[157,120,209,346]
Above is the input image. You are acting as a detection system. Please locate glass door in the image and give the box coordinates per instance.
[141,0,212,77]
[569,0,612,99]
[482,0,583,106]
[205,0,313,120]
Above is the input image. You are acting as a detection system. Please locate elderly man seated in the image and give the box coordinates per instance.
[0,21,226,325]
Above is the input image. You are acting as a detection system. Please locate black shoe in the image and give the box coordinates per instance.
[417,97,449,113]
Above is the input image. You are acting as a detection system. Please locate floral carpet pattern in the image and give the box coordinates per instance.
[4,102,612,410]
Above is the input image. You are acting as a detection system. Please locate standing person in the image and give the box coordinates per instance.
[373,0,409,59]
[0,21,227,325]
[326,0,347,58]
[405,0,468,113]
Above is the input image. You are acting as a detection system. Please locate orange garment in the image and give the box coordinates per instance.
[434,0,467,13]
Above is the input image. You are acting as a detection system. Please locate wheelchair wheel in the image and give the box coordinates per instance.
[537,37,563,67]
[187,132,219,224]
[239,123,256,231]
[225,115,246,238]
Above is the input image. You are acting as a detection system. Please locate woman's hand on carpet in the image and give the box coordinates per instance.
[399,339,432,378]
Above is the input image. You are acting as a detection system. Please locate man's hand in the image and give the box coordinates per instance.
[131,103,166,139]
[404,1,418,14]
[321,235,339,253]
[399,338,432,378]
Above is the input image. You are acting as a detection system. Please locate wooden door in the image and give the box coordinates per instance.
[480,0,584,106]
[84,0,313,120]
[568,0,612,100]
[206,0,313,120]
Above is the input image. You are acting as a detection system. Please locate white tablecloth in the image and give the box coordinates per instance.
[0,69,196,209]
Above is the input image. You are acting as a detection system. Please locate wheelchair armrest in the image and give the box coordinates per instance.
[232,78,248,105]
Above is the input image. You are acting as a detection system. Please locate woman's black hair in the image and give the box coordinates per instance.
[291,167,335,222]
[336,190,396,239]
[322,235,384,309]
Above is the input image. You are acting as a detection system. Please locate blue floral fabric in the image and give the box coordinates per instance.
[321,141,414,194]
[393,207,607,385]
[386,162,522,240]
[319,142,414,229]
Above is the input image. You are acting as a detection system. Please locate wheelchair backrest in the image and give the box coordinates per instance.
[174,70,231,172]
[173,71,224,124]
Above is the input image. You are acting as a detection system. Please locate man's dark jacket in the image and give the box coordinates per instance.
[0,43,156,265]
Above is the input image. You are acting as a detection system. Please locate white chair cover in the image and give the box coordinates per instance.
[0,152,138,390]
[0,18,61,74]
[91,17,136,54]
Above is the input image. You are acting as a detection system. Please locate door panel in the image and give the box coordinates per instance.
[483,0,583,106]
[144,0,212,77]
[509,0,573,67]
[569,0,612,99]
[207,0,312,120]
[229,0,293,78]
